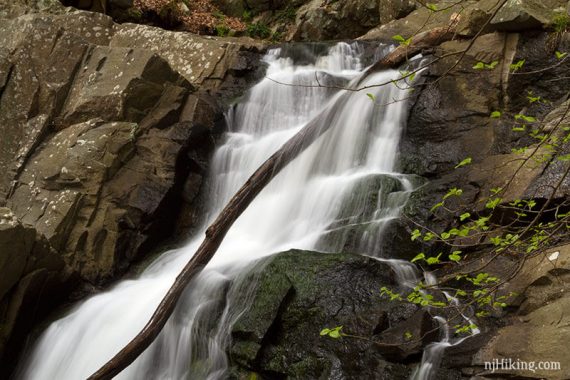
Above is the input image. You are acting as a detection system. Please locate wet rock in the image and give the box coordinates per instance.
[375,309,439,361]
[229,250,438,378]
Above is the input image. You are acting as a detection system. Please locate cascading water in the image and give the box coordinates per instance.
[18,43,427,379]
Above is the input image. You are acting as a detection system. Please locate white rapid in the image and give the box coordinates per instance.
[18,43,418,380]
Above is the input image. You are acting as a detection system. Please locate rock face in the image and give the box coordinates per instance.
[0,208,69,372]
[0,1,265,371]
[228,250,438,379]
[361,0,569,41]
[214,0,416,41]
[372,4,570,378]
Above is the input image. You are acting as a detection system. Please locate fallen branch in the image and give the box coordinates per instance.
[88,24,457,380]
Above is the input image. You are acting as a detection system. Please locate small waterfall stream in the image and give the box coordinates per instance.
[17,43,460,380]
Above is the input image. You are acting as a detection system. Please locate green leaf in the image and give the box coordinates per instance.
[514,114,536,123]
[460,212,471,221]
[392,34,405,42]
[455,157,472,169]
[485,197,502,209]
[557,154,570,161]
[404,331,413,340]
[490,187,503,195]
[430,202,444,212]
[472,62,486,70]
[411,253,425,263]
[426,253,442,265]
[490,111,502,118]
[527,94,541,103]
[443,187,463,200]
[510,59,525,72]
[320,326,344,339]
[474,61,499,70]
[449,251,462,263]
[392,34,411,46]
[555,51,568,60]
[366,93,376,102]
[329,329,342,338]
[411,229,422,241]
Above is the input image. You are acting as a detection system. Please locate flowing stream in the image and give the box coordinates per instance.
[17,43,452,380]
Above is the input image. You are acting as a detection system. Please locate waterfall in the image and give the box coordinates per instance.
[17,43,419,379]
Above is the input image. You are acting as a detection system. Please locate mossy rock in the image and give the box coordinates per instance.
[228,249,433,378]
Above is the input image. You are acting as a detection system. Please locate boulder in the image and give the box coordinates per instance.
[0,6,265,283]
[228,250,438,378]
[289,0,416,41]
[490,0,568,31]
[109,23,266,87]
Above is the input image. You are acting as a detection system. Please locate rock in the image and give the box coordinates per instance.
[289,0,415,41]
[360,0,466,41]
[61,46,189,125]
[109,23,266,87]
[375,309,439,361]
[395,30,570,243]
[0,208,70,373]
[0,0,64,18]
[378,0,416,25]
[214,0,416,41]
[361,0,568,41]
[0,4,265,370]
[471,295,570,379]
[501,243,570,315]
[228,250,438,378]
[0,208,36,303]
[316,174,426,260]
[490,0,568,31]
[0,5,265,282]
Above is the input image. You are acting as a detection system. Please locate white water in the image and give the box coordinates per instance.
[410,274,481,380]
[19,43,421,379]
